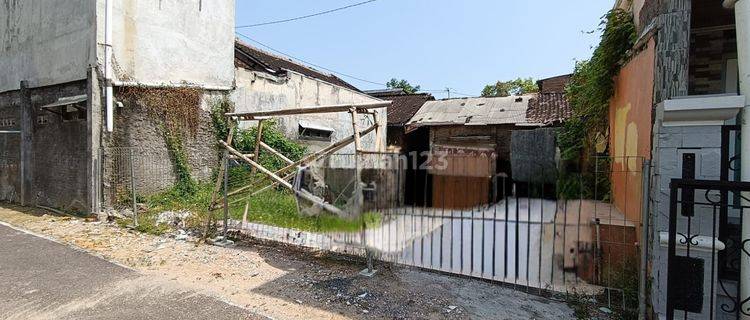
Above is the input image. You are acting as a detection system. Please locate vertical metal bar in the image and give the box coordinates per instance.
[639,159,651,320]
[504,175,508,280]
[223,151,229,239]
[515,180,520,284]
[470,169,475,275]
[710,203,718,320]
[666,181,679,320]
[492,174,498,279]
[130,148,138,227]
[526,182,531,290]
[481,175,486,277]
[537,177,543,293]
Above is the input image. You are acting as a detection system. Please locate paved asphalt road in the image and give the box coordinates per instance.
[0,223,263,320]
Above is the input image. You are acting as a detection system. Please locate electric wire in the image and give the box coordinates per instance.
[236,0,378,28]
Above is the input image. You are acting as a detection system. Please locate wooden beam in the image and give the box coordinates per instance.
[228,154,254,159]
[226,101,390,120]
[260,142,294,165]
[219,140,293,190]
[251,120,264,174]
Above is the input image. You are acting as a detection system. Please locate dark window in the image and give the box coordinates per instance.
[298,125,333,141]
[61,105,86,122]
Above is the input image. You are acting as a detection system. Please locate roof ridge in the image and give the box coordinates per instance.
[235,39,337,78]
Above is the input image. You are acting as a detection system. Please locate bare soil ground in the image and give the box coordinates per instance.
[0,204,574,320]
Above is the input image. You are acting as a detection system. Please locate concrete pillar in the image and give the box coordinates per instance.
[19,81,32,207]
[87,67,102,215]
[653,0,691,103]
[732,0,750,317]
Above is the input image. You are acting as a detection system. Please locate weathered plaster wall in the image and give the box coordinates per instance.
[101,0,235,88]
[101,91,222,202]
[0,0,95,92]
[0,91,21,202]
[609,38,656,225]
[232,69,386,160]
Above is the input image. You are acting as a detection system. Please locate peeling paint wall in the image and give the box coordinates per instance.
[232,69,386,161]
[102,0,235,88]
[0,0,95,92]
[609,37,656,226]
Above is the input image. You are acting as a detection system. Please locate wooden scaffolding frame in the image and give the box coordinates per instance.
[209,101,391,221]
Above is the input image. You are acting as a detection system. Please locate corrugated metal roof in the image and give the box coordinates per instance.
[407,95,536,127]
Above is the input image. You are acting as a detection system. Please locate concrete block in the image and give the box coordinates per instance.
[699,149,721,178]
[660,126,683,134]
[679,125,722,134]
[682,132,722,148]
[658,147,679,174]
[659,133,683,148]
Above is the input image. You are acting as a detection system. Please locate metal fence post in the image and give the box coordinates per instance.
[639,159,651,320]
[130,148,138,227]
[223,152,229,239]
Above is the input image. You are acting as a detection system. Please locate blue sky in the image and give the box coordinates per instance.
[235,1,613,98]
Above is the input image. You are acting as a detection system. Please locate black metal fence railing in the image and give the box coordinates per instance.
[666,179,750,320]
[102,146,647,318]
[226,153,647,318]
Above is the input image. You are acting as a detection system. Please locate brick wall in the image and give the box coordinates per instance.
[538,75,571,94]
[689,29,737,95]
[101,90,222,205]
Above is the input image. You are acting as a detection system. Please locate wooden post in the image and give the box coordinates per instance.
[252,120,263,173]
[351,108,376,277]
[373,110,383,152]
[209,122,236,210]
[350,108,364,213]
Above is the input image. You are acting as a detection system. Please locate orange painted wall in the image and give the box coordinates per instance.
[608,38,655,227]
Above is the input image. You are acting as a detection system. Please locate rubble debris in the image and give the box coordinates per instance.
[156,211,192,228]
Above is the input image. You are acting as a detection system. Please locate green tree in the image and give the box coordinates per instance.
[386,78,421,94]
[481,77,538,97]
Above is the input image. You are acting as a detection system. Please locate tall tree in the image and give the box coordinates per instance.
[481,78,538,97]
[386,78,421,94]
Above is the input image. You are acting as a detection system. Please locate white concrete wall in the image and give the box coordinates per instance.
[0,0,95,92]
[232,69,386,164]
[101,0,235,88]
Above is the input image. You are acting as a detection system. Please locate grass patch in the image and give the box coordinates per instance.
[230,188,381,233]
[143,182,380,233]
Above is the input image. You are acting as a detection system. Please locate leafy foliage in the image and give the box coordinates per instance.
[481,77,538,97]
[233,121,306,171]
[557,9,635,199]
[210,97,235,144]
[386,78,421,94]
[559,9,636,160]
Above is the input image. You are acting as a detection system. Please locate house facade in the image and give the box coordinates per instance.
[232,41,385,158]
[606,0,750,318]
[0,0,236,214]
